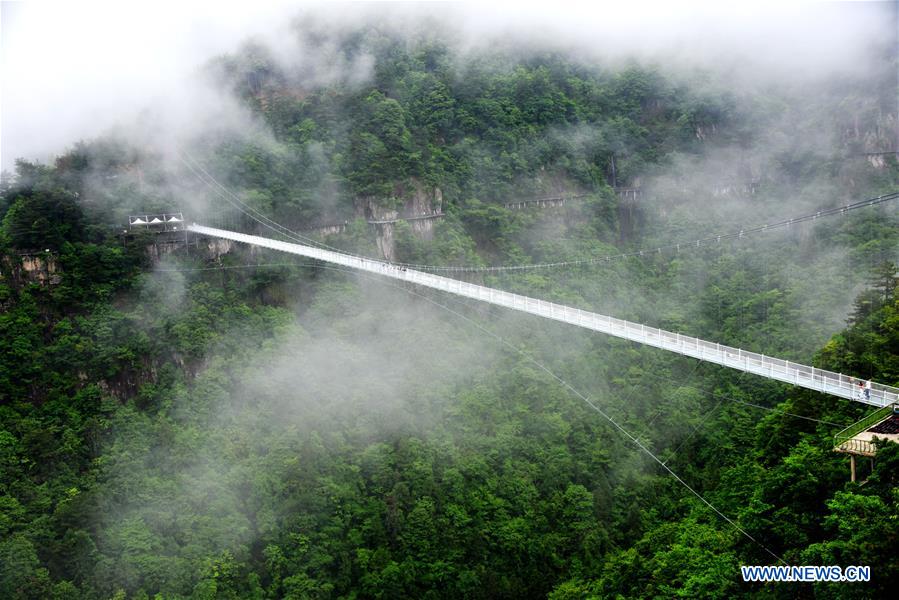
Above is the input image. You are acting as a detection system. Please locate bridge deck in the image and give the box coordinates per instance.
[189,224,898,408]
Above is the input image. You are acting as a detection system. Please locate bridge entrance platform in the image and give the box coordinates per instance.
[834,405,899,481]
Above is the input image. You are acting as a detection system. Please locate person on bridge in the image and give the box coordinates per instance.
[865,380,872,401]
[858,380,865,400]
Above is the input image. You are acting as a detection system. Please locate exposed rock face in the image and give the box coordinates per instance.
[358,196,398,222]
[405,183,443,220]
[310,223,348,237]
[841,108,898,174]
[867,154,883,169]
[372,223,396,261]
[137,180,444,264]
[408,214,438,241]
[0,253,61,286]
[865,153,896,169]
[204,238,235,259]
[356,180,444,260]
[145,239,188,263]
[847,110,897,153]
[144,234,246,266]
[21,255,61,285]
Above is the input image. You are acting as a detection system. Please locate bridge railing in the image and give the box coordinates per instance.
[833,405,894,454]
[834,437,880,456]
[405,262,897,407]
[189,224,899,408]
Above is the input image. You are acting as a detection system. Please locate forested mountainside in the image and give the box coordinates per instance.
[2,18,899,600]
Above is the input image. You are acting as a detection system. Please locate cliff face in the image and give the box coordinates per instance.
[202,238,237,260]
[144,234,245,267]
[136,181,444,264]
[844,108,897,156]
[0,253,62,287]
[145,239,190,263]
[357,179,443,261]
[837,99,898,179]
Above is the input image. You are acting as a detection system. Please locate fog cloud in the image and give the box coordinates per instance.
[2,1,895,171]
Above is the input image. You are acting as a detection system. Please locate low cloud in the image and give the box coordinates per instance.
[3,2,895,172]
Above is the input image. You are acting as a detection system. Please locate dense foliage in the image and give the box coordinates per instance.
[2,20,899,600]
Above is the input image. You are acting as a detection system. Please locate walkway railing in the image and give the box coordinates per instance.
[834,405,894,453]
[189,224,899,408]
[834,438,879,456]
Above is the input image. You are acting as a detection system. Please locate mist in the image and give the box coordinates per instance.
[3,2,899,596]
[3,1,895,172]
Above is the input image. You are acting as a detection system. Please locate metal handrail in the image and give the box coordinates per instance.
[834,438,879,455]
[189,224,899,408]
[834,405,895,448]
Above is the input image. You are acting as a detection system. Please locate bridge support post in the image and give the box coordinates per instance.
[850,455,856,483]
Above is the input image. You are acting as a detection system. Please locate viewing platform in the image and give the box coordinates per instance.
[834,404,899,481]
